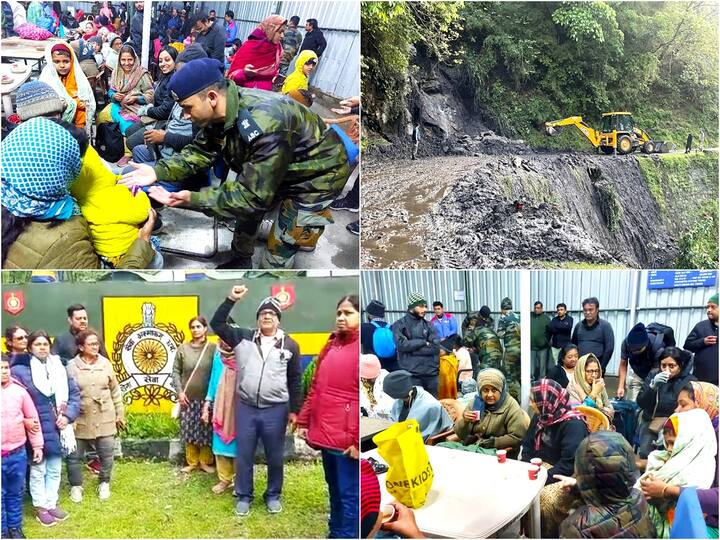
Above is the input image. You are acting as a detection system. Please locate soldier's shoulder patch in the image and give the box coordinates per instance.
[236,108,263,144]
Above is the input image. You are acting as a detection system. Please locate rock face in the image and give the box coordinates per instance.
[431,153,676,268]
[360,150,720,269]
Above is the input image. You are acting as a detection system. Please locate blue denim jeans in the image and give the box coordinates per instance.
[2,447,27,532]
[28,454,62,509]
[234,401,288,503]
[321,450,359,539]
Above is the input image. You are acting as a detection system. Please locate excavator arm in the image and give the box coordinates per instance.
[544,116,602,147]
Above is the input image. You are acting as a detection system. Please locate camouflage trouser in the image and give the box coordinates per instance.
[504,352,521,402]
[478,351,504,373]
[260,199,334,268]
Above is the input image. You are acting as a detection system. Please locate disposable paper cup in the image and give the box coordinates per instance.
[528,466,540,480]
[496,449,507,463]
[473,411,481,422]
[380,504,396,524]
[530,458,542,467]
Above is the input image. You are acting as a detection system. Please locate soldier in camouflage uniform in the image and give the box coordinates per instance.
[279,16,303,77]
[497,297,521,401]
[463,306,503,378]
[120,58,350,269]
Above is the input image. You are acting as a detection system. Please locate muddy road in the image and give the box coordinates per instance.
[361,148,714,269]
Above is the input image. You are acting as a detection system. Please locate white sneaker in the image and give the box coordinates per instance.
[97,482,111,500]
[69,486,83,503]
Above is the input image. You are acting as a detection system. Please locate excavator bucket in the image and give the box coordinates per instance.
[545,125,561,136]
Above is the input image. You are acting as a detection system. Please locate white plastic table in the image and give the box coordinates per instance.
[363,444,547,539]
[0,63,31,117]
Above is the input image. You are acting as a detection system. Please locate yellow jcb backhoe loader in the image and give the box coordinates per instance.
[544,112,670,155]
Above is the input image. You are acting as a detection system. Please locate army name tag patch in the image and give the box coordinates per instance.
[236,109,263,144]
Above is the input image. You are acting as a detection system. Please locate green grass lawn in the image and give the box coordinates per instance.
[23,460,329,538]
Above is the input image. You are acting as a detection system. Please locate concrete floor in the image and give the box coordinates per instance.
[157,202,358,269]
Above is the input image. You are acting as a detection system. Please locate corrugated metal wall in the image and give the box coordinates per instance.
[198,0,360,97]
[531,270,717,375]
[361,270,522,325]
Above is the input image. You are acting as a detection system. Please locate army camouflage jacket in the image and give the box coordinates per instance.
[154,81,349,220]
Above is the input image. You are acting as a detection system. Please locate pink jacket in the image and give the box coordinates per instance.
[2,377,44,454]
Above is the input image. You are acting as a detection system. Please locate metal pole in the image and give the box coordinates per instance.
[628,270,640,331]
[520,270,531,410]
[141,2,152,68]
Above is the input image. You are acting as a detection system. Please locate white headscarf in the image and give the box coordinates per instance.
[30,353,77,454]
[38,41,96,135]
[635,408,717,490]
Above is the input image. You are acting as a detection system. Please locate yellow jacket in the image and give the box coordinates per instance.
[70,147,151,259]
[282,50,318,94]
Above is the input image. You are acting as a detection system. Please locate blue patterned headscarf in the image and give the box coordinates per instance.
[1,117,81,220]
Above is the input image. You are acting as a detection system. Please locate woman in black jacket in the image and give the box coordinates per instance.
[546,343,579,389]
[636,346,696,458]
[124,46,178,151]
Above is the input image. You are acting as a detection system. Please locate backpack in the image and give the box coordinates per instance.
[646,322,676,359]
[610,398,640,448]
[371,321,396,358]
[93,122,124,163]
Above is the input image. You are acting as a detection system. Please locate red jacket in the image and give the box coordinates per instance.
[298,329,359,451]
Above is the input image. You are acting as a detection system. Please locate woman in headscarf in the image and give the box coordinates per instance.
[99,2,113,22]
[201,339,237,495]
[10,330,80,527]
[227,15,286,90]
[103,33,122,72]
[97,44,154,137]
[640,382,720,537]
[1,118,156,269]
[521,378,590,538]
[124,45,178,151]
[547,343,579,389]
[359,354,393,420]
[439,368,527,457]
[281,49,318,106]
[567,353,615,420]
[636,409,717,538]
[38,42,95,134]
[559,431,656,538]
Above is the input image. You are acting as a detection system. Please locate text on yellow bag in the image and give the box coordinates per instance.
[372,419,434,508]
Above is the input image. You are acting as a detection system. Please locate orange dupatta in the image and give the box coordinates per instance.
[53,44,86,129]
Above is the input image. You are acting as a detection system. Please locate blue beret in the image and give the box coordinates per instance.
[168,58,224,101]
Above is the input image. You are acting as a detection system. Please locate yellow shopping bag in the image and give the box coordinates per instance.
[372,419,434,508]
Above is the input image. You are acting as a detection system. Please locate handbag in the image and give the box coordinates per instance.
[171,342,210,419]
[372,419,434,508]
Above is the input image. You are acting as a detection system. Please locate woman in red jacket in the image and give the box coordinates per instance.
[297,294,359,539]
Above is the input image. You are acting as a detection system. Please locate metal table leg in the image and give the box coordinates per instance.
[529,493,541,539]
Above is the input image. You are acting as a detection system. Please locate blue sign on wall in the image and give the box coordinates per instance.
[648,270,717,290]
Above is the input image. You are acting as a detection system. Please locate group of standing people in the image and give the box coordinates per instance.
[2,290,361,538]
[2,304,124,537]
[170,286,359,537]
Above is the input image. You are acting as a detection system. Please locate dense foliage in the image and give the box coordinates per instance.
[361,1,463,132]
[362,1,719,148]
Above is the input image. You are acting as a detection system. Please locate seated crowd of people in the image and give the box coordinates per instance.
[360,293,719,538]
[1,289,361,539]
[2,2,359,270]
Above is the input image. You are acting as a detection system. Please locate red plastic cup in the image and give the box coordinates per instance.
[528,466,540,480]
[496,449,507,463]
[530,458,542,468]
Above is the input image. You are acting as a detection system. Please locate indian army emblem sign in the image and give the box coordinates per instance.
[103,296,199,412]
